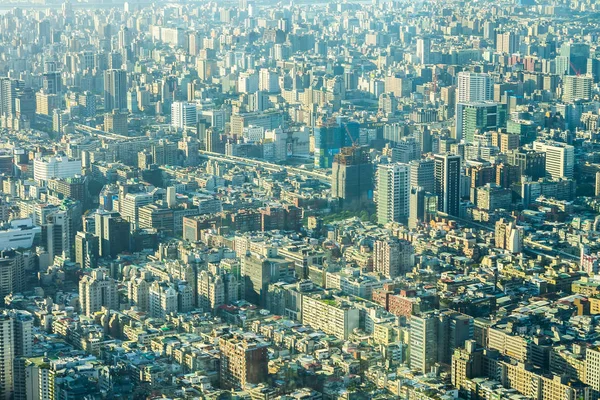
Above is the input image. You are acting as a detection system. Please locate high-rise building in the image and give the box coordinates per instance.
[411,311,473,374]
[416,37,432,65]
[533,141,575,180]
[313,121,344,168]
[596,171,600,197]
[94,211,130,258]
[74,231,99,269]
[42,72,62,95]
[44,210,71,261]
[241,253,292,307]
[104,110,128,136]
[496,31,520,54]
[104,69,127,111]
[392,137,421,163]
[373,238,415,278]
[562,75,592,102]
[560,42,590,76]
[0,78,16,118]
[0,250,27,300]
[409,159,435,193]
[457,72,493,104]
[376,162,410,224]
[408,186,437,229]
[434,154,462,217]
[33,155,82,182]
[331,146,373,209]
[148,281,177,318]
[507,148,546,180]
[219,333,268,389]
[79,269,119,316]
[410,312,438,374]
[0,310,33,400]
[456,102,502,143]
[171,101,197,129]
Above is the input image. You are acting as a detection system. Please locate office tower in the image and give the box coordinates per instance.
[331,146,373,209]
[0,78,16,117]
[75,231,99,269]
[455,102,502,143]
[495,218,523,253]
[42,71,62,94]
[507,148,546,180]
[434,154,461,217]
[376,162,410,224]
[44,211,71,261]
[562,75,592,102]
[410,313,438,374]
[171,101,197,129]
[33,155,82,182]
[417,36,432,65]
[409,159,435,193]
[408,187,436,229]
[457,72,493,103]
[373,237,415,278]
[148,281,177,318]
[104,110,128,136]
[14,87,35,124]
[219,333,268,389]
[496,31,520,54]
[596,171,600,197]
[94,211,130,258]
[104,69,127,111]
[533,141,575,180]
[560,42,590,76]
[78,269,119,316]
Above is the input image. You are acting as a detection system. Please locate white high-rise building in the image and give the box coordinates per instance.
[416,37,432,65]
[170,101,197,129]
[33,155,82,182]
[457,72,494,103]
[376,162,410,224]
[533,141,575,180]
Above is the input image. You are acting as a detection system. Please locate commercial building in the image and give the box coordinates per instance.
[33,155,82,182]
[434,154,461,217]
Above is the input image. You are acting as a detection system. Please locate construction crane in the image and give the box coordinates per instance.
[343,121,359,148]
[568,59,581,76]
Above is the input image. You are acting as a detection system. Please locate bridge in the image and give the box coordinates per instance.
[197,150,331,185]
